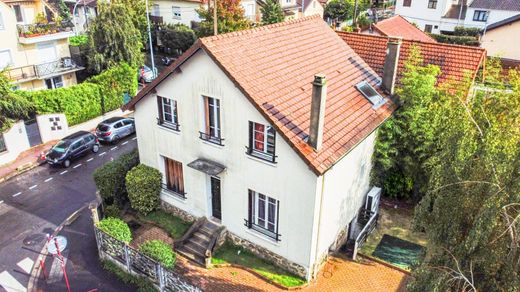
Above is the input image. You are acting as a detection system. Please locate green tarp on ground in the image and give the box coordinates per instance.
[372,234,425,270]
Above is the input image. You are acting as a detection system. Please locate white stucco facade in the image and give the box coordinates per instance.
[151,0,202,28]
[133,48,377,279]
[0,121,30,166]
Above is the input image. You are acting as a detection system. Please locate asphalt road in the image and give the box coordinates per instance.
[0,135,138,292]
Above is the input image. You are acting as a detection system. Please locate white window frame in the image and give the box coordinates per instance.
[473,10,488,22]
[12,5,24,23]
[207,96,221,139]
[172,6,181,20]
[45,76,63,89]
[252,122,275,156]
[252,191,278,234]
[0,11,5,30]
[161,97,178,125]
[0,49,13,70]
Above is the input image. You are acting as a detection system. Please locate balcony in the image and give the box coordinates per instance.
[5,58,84,84]
[17,21,74,44]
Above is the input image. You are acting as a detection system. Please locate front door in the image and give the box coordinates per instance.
[210,177,221,220]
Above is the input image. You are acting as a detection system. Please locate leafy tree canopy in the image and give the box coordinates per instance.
[261,0,284,25]
[112,0,148,43]
[86,2,144,73]
[196,0,251,37]
[0,71,34,132]
[324,0,370,23]
[159,23,197,54]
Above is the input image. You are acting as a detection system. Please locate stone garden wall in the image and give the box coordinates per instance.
[94,227,201,292]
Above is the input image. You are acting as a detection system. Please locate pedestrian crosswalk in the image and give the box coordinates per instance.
[0,257,33,292]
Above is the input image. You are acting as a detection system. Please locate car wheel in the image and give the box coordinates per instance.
[92,144,99,153]
[63,159,71,168]
[112,135,120,144]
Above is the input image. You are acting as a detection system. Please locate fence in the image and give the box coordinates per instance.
[352,212,379,260]
[94,227,201,292]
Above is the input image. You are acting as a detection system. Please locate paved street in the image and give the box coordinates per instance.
[0,135,138,292]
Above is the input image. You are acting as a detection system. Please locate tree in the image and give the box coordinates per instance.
[261,0,284,24]
[196,0,251,37]
[324,0,370,23]
[112,0,148,43]
[159,23,197,55]
[0,71,34,132]
[86,2,143,73]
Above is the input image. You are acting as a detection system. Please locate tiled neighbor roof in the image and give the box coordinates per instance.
[125,16,396,175]
[337,32,486,84]
[470,0,520,11]
[371,15,437,43]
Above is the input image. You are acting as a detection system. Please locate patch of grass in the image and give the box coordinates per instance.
[101,259,157,292]
[140,210,192,239]
[211,242,306,287]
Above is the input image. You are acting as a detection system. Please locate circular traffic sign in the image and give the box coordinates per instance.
[47,235,68,255]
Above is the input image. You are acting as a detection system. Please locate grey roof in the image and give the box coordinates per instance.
[470,0,520,11]
[485,13,520,31]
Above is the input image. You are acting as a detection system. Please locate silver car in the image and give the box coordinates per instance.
[95,117,135,144]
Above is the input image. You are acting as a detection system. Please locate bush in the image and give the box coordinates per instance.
[126,164,162,215]
[101,260,157,292]
[453,26,481,37]
[93,149,139,206]
[69,35,88,46]
[96,217,132,243]
[429,33,480,46]
[88,63,138,112]
[159,23,197,55]
[139,240,176,268]
[381,170,414,199]
[104,204,120,218]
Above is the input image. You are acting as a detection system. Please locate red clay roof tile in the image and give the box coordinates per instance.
[369,15,437,43]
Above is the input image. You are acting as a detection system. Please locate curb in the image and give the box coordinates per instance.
[27,205,88,292]
[0,160,45,184]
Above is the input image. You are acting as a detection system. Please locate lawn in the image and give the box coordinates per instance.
[211,242,306,287]
[359,204,428,270]
[140,210,192,239]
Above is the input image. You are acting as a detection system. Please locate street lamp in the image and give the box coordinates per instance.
[144,0,157,78]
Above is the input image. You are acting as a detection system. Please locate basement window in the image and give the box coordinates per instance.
[355,81,386,109]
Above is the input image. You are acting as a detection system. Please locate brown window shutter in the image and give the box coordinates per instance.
[203,96,210,134]
[248,121,253,154]
[247,190,253,228]
[157,96,164,123]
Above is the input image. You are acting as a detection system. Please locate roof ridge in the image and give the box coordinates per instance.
[337,31,486,51]
[200,15,322,43]
[374,15,437,42]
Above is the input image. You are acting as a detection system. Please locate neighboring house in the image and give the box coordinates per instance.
[0,0,83,90]
[65,0,97,34]
[151,0,204,28]
[395,0,520,34]
[241,0,259,22]
[281,0,324,20]
[362,15,437,43]
[481,14,520,61]
[338,31,486,84]
[124,16,397,280]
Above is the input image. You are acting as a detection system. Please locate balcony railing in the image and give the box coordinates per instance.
[17,21,74,38]
[6,58,82,82]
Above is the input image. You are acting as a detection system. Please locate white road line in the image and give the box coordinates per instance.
[0,270,27,292]
[132,137,137,140]
[73,164,82,169]
[12,192,21,197]
[99,152,106,156]
[60,170,68,175]
[110,146,118,151]
[28,185,37,190]
[0,200,4,205]
[121,141,129,145]
[44,177,53,183]
[86,158,94,162]
[16,257,34,274]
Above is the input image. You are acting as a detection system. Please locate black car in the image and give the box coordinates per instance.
[46,131,100,168]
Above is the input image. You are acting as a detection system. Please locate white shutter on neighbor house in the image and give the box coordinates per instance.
[0,50,12,69]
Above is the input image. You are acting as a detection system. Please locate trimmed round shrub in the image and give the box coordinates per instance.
[125,164,162,215]
[104,204,120,218]
[96,217,132,243]
[93,149,139,206]
[139,240,176,268]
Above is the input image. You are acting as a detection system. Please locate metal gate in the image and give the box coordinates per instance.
[24,118,43,147]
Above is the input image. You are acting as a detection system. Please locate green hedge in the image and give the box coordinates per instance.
[126,164,162,215]
[93,149,139,207]
[101,260,157,292]
[96,217,132,243]
[139,240,176,268]
[18,63,137,126]
[429,33,480,46]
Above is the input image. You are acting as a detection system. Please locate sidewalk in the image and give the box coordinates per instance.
[0,140,55,183]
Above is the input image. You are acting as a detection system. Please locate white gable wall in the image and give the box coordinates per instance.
[134,49,320,275]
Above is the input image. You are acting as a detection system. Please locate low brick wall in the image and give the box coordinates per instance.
[94,227,201,292]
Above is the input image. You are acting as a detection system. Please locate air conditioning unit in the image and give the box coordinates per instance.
[365,186,382,214]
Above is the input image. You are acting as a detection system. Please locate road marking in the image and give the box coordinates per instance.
[99,152,106,156]
[12,192,21,197]
[73,164,82,169]
[17,257,34,274]
[110,146,118,151]
[60,170,68,175]
[86,158,94,162]
[132,137,137,140]
[44,177,53,183]
[121,141,129,145]
[0,200,4,205]
[0,270,27,292]
[29,185,37,190]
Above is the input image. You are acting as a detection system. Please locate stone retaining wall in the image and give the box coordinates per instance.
[161,200,197,223]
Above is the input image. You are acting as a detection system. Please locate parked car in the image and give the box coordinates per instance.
[95,117,135,144]
[45,131,100,168]
[138,65,158,83]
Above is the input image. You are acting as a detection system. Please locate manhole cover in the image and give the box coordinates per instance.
[23,234,46,246]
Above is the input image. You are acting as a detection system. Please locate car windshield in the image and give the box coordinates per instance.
[97,124,110,132]
[52,140,71,153]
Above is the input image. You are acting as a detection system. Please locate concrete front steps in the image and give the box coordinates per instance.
[175,218,225,267]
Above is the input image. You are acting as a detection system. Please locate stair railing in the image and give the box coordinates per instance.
[174,217,206,248]
[205,226,226,268]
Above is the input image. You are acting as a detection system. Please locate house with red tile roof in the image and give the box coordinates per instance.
[124,16,397,280]
[362,15,437,43]
[337,31,486,85]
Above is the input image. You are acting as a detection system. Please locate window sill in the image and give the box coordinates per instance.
[157,122,180,133]
[161,188,187,203]
[245,152,277,167]
[245,229,281,246]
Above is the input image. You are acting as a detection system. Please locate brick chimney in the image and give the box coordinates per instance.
[308,74,327,150]
[382,37,402,95]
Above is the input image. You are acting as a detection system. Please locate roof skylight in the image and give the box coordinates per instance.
[355,81,386,109]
